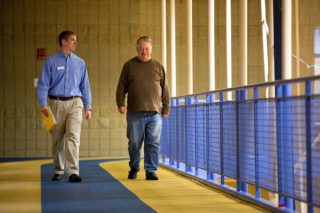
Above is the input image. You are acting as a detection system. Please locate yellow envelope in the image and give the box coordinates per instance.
[41,107,56,131]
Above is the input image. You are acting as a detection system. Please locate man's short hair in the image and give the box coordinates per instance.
[136,36,152,47]
[58,31,75,47]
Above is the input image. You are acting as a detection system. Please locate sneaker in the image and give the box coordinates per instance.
[128,169,138,179]
[52,174,62,181]
[146,172,158,180]
[69,174,82,182]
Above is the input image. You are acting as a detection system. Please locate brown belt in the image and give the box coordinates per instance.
[49,96,80,101]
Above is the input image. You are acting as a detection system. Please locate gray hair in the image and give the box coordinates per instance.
[136,36,152,48]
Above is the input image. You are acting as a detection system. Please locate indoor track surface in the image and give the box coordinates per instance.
[0,157,270,213]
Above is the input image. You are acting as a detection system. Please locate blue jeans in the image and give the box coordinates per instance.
[126,111,162,173]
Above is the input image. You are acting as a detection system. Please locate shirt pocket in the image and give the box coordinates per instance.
[69,63,82,86]
[51,65,65,79]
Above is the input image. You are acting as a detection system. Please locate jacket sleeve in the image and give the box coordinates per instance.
[116,62,129,108]
[160,64,170,115]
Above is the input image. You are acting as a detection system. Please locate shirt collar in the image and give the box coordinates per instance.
[57,50,73,58]
[135,56,152,63]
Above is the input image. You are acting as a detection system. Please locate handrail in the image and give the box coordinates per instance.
[171,75,320,99]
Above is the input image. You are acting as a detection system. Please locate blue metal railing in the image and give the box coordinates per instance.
[160,75,320,213]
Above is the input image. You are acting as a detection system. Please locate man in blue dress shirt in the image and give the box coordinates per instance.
[37,31,92,182]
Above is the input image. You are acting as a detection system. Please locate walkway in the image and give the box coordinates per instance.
[0,157,270,213]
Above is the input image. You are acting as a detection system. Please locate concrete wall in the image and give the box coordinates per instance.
[0,0,319,158]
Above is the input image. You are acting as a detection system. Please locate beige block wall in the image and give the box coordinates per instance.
[0,0,319,158]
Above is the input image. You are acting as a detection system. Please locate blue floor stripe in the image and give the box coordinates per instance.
[41,159,156,213]
[0,157,50,163]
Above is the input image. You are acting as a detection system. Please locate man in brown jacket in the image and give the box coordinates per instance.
[116,36,170,180]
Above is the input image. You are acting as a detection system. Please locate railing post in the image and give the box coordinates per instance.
[176,98,180,169]
[195,96,199,177]
[254,87,261,199]
[305,81,314,213]
[276,85,285,208]
[276,83,294,210]
[206,94,216,182]
[185,96,192,173]
[283,84,294,210]
[236,90,241,192]
[169,99,175,166]
[276,85,284,208]
[236,89,248,193]
[220,92,225,185]
[161,105,166,163]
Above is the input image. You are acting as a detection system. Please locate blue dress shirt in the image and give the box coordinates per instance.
[37,50,91,110]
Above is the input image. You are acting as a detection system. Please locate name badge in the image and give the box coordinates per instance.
[57,66,64,70]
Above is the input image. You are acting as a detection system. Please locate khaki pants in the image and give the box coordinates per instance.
[48,98,83,176]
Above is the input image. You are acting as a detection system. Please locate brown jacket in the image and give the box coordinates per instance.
[116,57,170,115]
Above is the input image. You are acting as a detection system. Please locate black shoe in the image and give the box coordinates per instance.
[146,172,158,180]
[69,174,82,182]
[128,169,139,179]
[52,174,62,181]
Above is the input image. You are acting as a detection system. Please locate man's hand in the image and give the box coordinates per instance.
[41,106,48,117]
[161,113,168,119]
[118,106,126,114]
[85,110,92,120]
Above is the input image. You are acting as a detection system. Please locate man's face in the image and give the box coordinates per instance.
[62,34,77,52]
[136,40,152,62]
